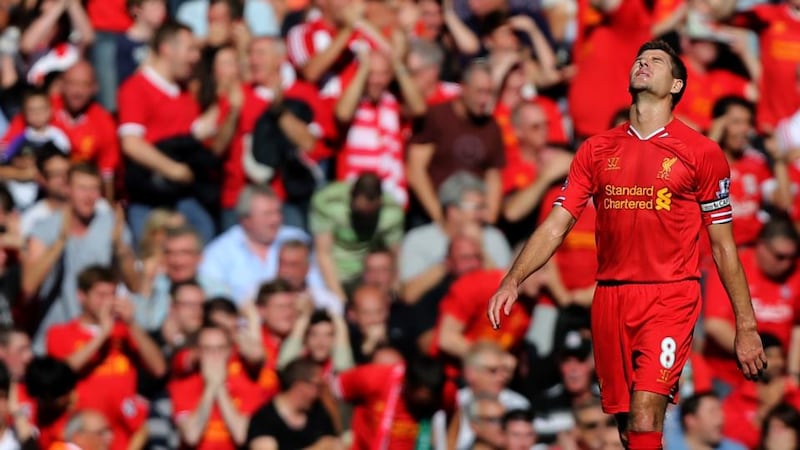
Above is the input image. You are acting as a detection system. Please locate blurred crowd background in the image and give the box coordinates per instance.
[0,0,798,449]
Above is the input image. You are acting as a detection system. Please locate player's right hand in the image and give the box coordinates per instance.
[734,328,768,381]
[487,281,518,330]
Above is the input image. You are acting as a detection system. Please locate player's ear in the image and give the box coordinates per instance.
[670,78,684,95]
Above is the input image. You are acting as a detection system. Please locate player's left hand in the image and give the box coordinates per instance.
[734,327,768,381]
[487,280,518,330]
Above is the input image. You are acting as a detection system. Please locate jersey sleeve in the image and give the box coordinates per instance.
[117,79,147,137]
[696,144,733,226]
[556,140,594,219]
[286,24,313,68]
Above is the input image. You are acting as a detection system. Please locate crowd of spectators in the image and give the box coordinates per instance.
[0,0,799,449]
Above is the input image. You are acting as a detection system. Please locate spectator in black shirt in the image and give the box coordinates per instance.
[246,357,340,450]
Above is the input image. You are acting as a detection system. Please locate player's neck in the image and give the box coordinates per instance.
[630,100,673,137]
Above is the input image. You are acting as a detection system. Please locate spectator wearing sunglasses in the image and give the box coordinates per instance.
[571,397,617,450]
[703,215,800,394]
[466,394,506,450]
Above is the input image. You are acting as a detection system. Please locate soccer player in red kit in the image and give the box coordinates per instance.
[488,40,767,450]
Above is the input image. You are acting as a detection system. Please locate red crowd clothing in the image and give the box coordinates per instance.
[117,67,201,143]
[86,0,132,33]
[46,321,148,450]
[558,120,732,282]
[333,363,423,450]
[170,365,267,450]
[703,248,800,387]
[540,185,598,298]
[426,82,461,106]
[722,379,800,449]
[675,60,749,132]
[728,150,773,246]
[592,280,701,413]
[568,0,652,137]
[255,329,282,400]
[785,160,800,223]
[286,12,386,98]
[2,96,120,177]
[733,4,800,131]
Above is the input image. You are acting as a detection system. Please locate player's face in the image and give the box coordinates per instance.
[505,420,536,450]
[691,397,724,446]
[756,236,797,280]
[629,50,682,100]
[305,321,335,362]
[163,234,202,282]
[68,173,101,221]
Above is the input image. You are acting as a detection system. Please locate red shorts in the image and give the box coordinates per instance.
[591,280,701,414]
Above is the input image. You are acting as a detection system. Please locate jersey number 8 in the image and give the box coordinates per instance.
[659,337,677,369]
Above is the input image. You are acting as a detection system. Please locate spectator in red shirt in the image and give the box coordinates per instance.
[254,280,299,395]
[722,334,800,449]
[246,357,340,449]
[117,22,216,244]
[46,265,166,450]
[708,97,789,246]
[334,48,425,208]
[704,216,800,391]
[332,355,446,449]
[170,325,267,450]
[23,356,78,449]
[675,33,756,132]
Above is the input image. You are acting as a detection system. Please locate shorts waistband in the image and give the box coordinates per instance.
[596,278,700,287]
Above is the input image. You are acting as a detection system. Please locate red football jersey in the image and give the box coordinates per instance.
[47,321,147,450]
[728,150,773,246]
[334,363,421,450]
[86,0,132,33]
[557,120,733,282]
[117,67,201,144]
[703,248,800,386]
[734,4,800,131]
[722,379,800,449]
[170,367,267,450]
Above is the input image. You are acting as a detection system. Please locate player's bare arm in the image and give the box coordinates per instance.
[487,206,575,329]
[706,222,768,380]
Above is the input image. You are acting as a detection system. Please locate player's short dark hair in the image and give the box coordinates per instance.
[151,21,193,53]
[351,172,383,202]
[711,95,755,120]
[35,142,69,174]
[278,356,320,390]
[758,213,800,245]
[77,265,116,293]
[255,279,296,306]
[635,40,687,109]
[25,356,77,401]
[203,296,238,324]
[502,409,534,429]
[169,278,203,299]
[68,162,101,182]
[679,391,719,429]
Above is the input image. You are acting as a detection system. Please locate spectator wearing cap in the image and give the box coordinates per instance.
[400,171,511,304]
[200,184,320,305]
[722,333,800,449]
[664,392,745,450]
[449,342,529,450]
[310,173,404,300]
[407,59,505,226]
[117,22,218,244]
[530,330,599,445]
[675,29,758,133]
